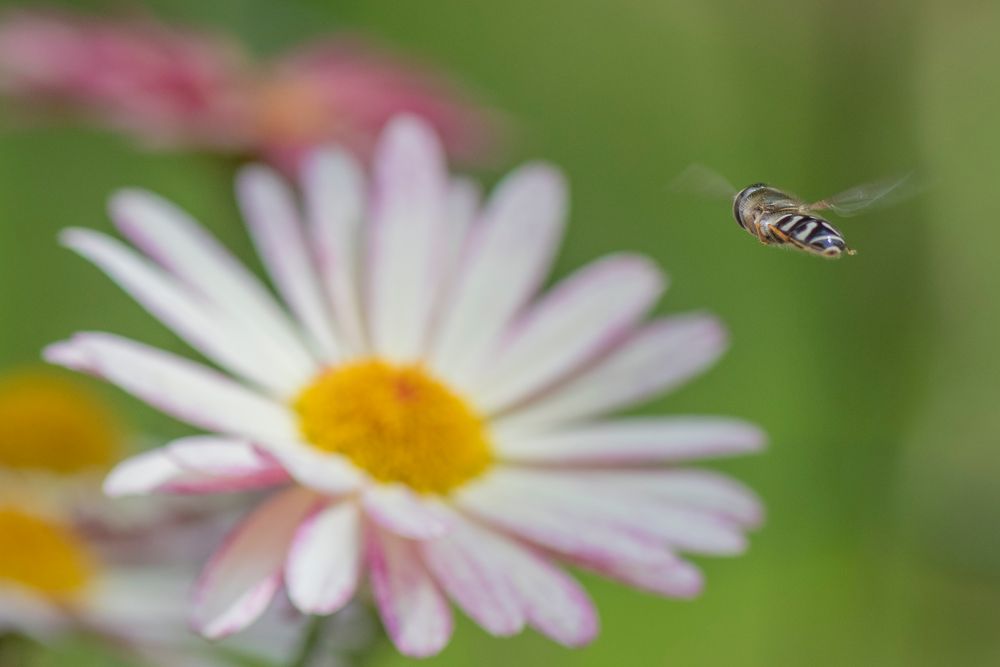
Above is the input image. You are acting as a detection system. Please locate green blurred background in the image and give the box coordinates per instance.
[2,0,999,665]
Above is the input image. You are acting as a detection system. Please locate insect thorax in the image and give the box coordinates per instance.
[733,184,798,233]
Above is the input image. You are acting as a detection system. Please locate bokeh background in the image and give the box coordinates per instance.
[1,0,998,665]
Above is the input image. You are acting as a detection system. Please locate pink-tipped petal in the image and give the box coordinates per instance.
[44,333,299,443]
[469,254,666,415]
[103,449,186,497]
[429,164,566,385]
[60,228,289,395]
[367,115,449,361]
[285,501,362,615]
[611,469,765,529]
[167,437,288,483]
[496,313,728,432]
[105,443,286,497]
[495,417,765,464]
[584,557,705,600]
[419,507,525,637]
[109,189,316,388]
[236,165,340,360]
[301,148,368,355]
[193,488,316,639]
[368,527,453,658]
[455,471,669,567]
[473,469,750,557]
[362,485,450,539]
[459,525,598,647]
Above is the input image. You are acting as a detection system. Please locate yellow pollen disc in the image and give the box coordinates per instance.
[0,507,95,599]
[295,360,492,495]
[0,371,123,475]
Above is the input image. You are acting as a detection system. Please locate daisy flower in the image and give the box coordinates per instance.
[0,370,342,666]
[0,371,190,659]
[0,9,498,173]
[46,115,765,657]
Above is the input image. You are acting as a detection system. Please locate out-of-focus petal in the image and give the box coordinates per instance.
[193,487,316,639]
[429,164,566,386]
[262,442,363,496]
[367,527,453,658]
[285,501,361,615]
[466,468,750,557]
[366,115,448,361]
[419,506,525,637]
[104,441,286,497]
[266,37,499,166]
[301,148,368,355]
[110,189,316,394]
[236,165,340,360]
[469,254,665,415]
[495,417,765,464]
[495,313,728,433]
[452,523,598,647]
[44,333,299,443]
[60,228,287,395]
[362,485,450,539]
[455,470,671,567]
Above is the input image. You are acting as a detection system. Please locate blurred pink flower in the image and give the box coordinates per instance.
[0,9,499,172]
[48,116,765,658]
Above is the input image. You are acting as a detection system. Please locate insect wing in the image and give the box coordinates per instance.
[805,173,915,217]
[668,163,736,200]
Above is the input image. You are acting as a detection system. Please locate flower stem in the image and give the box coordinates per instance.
[289,616,327,667]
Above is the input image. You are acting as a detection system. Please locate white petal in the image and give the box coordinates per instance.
[60,228,295,396]
[455,470,670,567]
[471,468,749,557]
[362,485,450,539]
[442,176,481,273]
[104,445,285,497]
[582,557,704,599]
[104,449,187,497]
[109,189,316,385]
[453,524,598,647]
[419,507,525,636]
[166,437,285,478]
[495,417,765,464]
[367,527,453,658]
[609,468,765,528]
[45,333,299,443]
[263,442,363,496]
[0,585,68,639]
[367,116,449,361]
[469,254,665,415]
[496,313,727,432]
[429,164,566,385]
[193,488,316,638]
[301,149,368,356]
[236,165,340,360]
[285,501,362,615]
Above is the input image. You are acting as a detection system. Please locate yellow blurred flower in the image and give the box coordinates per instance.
[0,369,123,476]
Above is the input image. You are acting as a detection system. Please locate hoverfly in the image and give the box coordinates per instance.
[672,164,913,259]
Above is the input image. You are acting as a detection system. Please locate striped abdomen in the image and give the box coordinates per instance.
[766,212,850,258]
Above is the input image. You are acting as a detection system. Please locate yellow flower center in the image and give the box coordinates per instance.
[0,372,123,475]
[295,360,492,495]
[252,76,339,144]
[0,507,95,600]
